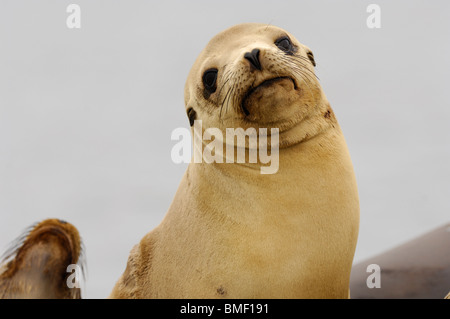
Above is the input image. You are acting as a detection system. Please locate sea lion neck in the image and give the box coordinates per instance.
[186,120,338,185]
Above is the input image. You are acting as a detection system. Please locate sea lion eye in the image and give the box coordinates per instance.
[202,68,218,93]
[275,36,293,53]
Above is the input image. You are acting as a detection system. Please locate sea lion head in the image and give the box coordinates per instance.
[0,219,85,299]
[184,23,333,148]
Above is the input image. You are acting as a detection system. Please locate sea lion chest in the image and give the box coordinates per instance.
[149,130,359,298]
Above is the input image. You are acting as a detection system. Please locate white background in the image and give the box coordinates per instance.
[0,1,449,298]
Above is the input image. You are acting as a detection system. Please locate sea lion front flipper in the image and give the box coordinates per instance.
[0,219,85,299]
[109,244,141,299]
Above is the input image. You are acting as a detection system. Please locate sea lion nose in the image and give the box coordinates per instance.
[244,48,262,71]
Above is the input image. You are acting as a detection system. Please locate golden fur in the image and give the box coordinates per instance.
[110,23,360,299]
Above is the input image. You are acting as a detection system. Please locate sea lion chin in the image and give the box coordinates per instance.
[242,76,300,123]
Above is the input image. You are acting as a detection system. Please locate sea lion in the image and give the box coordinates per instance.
[110,23,360,298]
[350,223,450,299]
[0,219,84,299]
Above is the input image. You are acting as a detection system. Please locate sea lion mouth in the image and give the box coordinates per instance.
[241,76,297,116]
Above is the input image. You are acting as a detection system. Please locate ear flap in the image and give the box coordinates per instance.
[307,51,316,67]
[187,107,197,127]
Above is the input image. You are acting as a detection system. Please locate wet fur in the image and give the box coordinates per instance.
[0,219,85,299]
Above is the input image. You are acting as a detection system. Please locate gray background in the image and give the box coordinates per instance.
[0,1,449,298]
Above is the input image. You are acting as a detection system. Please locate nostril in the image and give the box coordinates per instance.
[244,48,262,71]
